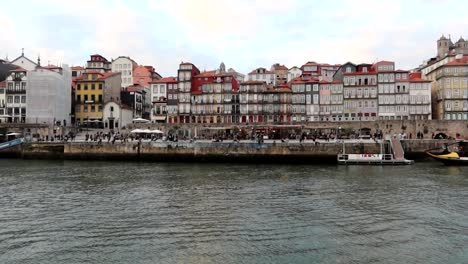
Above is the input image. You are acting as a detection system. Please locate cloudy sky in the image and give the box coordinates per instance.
[1,0,466,76]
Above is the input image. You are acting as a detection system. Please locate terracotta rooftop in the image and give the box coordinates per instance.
[445,56,468,66]
[272,64,288,71]
[71,66,85,70]
[409,72,431,83]
[150,77,178,83]
[194,70,217,78]
[124,84,144,92]
[99,72,120,80]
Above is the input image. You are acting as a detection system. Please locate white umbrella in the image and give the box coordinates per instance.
[131,129,144,133]
[6,132,21,136]
[133,118,150,123]
[142,129,152,134]
[151,129,164,134]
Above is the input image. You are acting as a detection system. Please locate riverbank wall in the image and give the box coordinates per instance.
[0,140,452,164]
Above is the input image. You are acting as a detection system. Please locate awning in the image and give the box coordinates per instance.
[154,116,167,121]
[133,118,150,123]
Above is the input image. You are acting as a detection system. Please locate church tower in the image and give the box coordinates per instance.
[437,35,450,58]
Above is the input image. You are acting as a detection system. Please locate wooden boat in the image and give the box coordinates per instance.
[425,141,468,166]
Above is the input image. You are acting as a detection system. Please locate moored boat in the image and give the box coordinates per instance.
[338,138,414,165]
[425,140,468,166]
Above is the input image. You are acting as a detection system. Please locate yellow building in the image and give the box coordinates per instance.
[75,71,121,126]
[432,56,468,120]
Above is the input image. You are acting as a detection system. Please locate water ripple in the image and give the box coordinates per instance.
[0,160,467,264]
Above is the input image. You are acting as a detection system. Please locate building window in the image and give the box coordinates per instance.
[98,95,102,103]
[84,85,88,90]
[7,96,13,103]
[99,84,103,89]
[91,84,95,90]
[77,84,81,90]
[14,96,20,103]
[21,96,26,103]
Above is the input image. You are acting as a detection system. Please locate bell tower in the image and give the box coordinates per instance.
[437,35,450,58]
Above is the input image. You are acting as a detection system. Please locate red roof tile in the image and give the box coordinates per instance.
[445,56,468,66]
[409,72,431,82]
[99,72,120,80]
[194,70,217,78]
[302,61,318,67]
[272,64,288,71]
[124,84,144,92]
[71,66,85,70]
[150,77,178,84]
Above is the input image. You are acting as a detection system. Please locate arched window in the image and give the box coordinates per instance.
[110,106,114,112]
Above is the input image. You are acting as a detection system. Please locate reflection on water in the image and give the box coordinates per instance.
[0,160,467,264]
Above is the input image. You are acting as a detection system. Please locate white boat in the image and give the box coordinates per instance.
[337,138,414,165]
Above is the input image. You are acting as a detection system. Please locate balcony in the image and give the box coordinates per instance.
[436,71,468,80]
[6,89,26,94]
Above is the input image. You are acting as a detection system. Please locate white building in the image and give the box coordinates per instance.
[0,81,6,122]
[103,101,133,130]
[228,68,246,83]
[10,51,38,72]
[248,67,276,85]
[5,67,30,123]
[408,73,432,120]
[26,65,72,125]
[111,56,138,88]
[287,66,302,82]
[150,77,174,123]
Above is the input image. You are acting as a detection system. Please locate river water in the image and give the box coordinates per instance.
[0,160,467,264]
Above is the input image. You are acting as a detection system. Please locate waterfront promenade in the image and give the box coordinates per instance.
[0,133,450,164]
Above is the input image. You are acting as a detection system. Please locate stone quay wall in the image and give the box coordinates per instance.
[0,140,454,163]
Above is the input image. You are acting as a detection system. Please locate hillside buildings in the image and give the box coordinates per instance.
[420,35,468,120]
[3,34,466,127]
